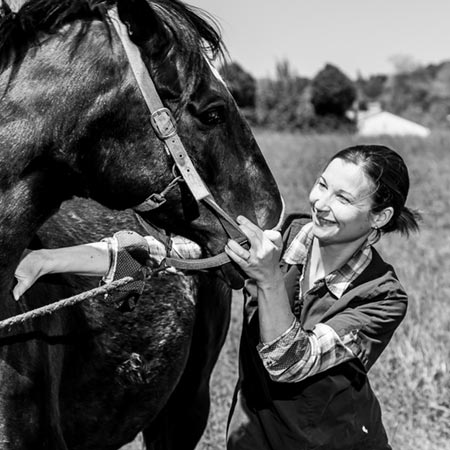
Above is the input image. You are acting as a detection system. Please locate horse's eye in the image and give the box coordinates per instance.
[199,107,225,126]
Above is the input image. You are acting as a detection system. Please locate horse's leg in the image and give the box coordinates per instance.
[143,274,232,450]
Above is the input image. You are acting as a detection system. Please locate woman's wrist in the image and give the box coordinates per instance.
[39,248,62,276]
[255,270,285,292]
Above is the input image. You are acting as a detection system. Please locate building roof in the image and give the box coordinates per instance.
[357,107,430,138]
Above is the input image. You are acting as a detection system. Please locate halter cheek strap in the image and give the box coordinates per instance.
[107,7,244,236]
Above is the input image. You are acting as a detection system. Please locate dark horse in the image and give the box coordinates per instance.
[0,0,282,449]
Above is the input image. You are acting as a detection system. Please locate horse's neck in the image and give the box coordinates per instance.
[0,172,63,263]
[0,24,113,271]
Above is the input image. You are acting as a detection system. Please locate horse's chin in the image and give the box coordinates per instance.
[218,262,246,290]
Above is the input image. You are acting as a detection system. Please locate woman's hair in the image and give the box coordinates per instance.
[329,144,421,236]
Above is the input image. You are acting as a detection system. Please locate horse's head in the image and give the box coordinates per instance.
[111,0,283,287]
[0,0,282,288]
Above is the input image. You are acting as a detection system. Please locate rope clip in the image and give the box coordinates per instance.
[149,258,169,277]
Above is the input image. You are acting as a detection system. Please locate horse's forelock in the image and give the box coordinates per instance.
[151,0,225,112]
[0,0,111,71]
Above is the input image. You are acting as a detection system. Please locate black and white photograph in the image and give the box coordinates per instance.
[0,0,448,449]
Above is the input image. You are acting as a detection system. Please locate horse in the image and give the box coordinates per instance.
[0,0,283,448]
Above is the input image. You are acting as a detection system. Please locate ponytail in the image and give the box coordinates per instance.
[382,206,422,236]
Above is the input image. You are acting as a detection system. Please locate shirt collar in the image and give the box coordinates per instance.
[282,221,313,266]
[282,222,372,298]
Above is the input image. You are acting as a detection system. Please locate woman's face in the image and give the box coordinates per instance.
[309,158,376,246]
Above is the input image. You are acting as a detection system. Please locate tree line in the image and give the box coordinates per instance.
[219,59,450,132]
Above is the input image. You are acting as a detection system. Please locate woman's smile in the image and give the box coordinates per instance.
[313,213,336,227]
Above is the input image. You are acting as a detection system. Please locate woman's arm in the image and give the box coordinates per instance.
[225,215,295,342]
[13,242,110,300]
[13,232,202,301]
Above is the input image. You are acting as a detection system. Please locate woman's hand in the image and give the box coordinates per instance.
[13,250,49,300]
[224,216,283,287]
[226,216,295,342]
[13,242,110,301]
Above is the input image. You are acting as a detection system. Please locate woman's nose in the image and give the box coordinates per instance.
[314,192,331,211]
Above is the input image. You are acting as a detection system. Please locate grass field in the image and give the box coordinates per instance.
[126,131,450,450]
[196,131,450,450]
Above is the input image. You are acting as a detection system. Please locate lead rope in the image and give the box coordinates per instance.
[0,277,136,331]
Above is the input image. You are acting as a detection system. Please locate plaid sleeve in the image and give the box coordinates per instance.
[169,235,202,259]
[102,234,201,282]
[256,322,358,383]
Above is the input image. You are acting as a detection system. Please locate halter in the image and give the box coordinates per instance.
[107,8,284,271]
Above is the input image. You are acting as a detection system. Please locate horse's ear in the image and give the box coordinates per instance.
[117,0,168,45]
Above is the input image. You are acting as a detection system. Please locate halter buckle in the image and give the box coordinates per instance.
[150,108,177,140]
[133,193,167,212]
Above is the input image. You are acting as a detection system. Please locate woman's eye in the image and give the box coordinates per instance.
[199,107,225,125]
[337,194,351,204]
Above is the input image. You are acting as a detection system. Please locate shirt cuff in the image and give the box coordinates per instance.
[101,237,118,284]
[257,317,298,349]
[168,235,202,259]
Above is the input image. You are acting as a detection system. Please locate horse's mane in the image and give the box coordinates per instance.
[0,0,224,79]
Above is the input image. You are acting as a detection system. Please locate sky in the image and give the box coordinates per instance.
[188,0,450,80]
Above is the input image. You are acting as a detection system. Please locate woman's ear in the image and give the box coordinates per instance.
[117,0,169,47]
[370,207,394,230]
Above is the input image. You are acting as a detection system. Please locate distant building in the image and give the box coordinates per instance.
[355,103,430,138]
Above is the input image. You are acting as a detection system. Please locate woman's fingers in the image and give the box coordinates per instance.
[13,268,35,301]
[12,250,42,301]
[263,230,282,248]
[12,279,28,301]
[236,215,261,231]
[236,216,264,245]
[225,239,250,264]
[231,216,282,259]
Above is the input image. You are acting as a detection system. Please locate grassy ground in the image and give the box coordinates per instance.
[196,131,450,450]
[126,131,450,449]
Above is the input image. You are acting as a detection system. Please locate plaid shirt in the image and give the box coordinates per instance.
[257,222,373,383]
[103,234,202,283]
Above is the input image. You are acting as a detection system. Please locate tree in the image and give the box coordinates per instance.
[389,54,420,74]
[256,60,311,130]
[311,64,356,117]
[361,74,388,100]
[218,61,256,109]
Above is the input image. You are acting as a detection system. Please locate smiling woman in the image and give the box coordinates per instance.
[224,144,421,450]
[309,157,392,249]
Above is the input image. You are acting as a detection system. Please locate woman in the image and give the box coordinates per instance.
[224,144,420,450]
[14,144,418,449]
